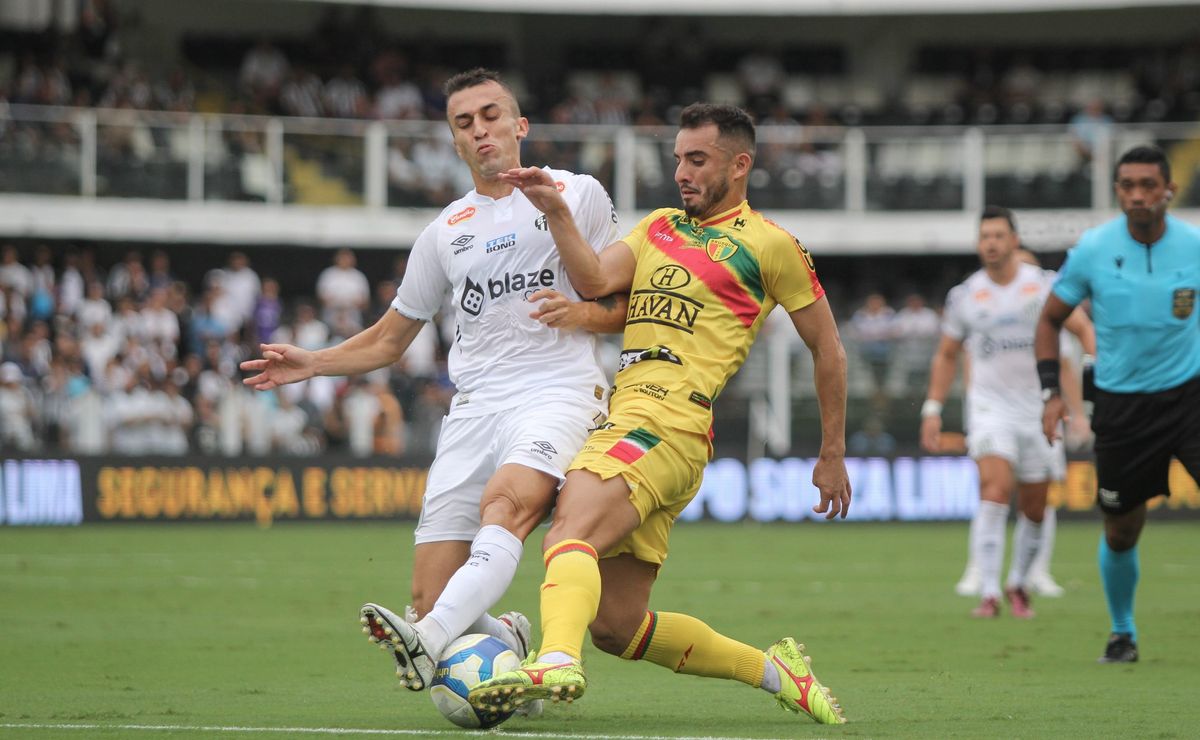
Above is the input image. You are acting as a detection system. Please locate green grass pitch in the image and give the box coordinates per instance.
[2,519,1198,739]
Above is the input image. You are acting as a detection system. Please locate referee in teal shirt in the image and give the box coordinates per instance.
[1036,145,1200,664]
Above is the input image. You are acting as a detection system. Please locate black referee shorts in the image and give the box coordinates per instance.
[1092,374,1200,515]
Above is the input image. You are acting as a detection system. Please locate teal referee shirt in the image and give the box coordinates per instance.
[1053,213,1200,393]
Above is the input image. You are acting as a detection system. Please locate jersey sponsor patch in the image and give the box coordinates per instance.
[688,391,712,409]
[448,206,475,225]
[460,277,484,316]
[650,264,691,290]
[485,233,517,254]
[634,382,669,400]
[617,346,683,372]
[627,290,702,334]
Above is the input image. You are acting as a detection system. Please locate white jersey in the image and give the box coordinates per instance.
[942,262,1053,424]
[393,167,618,418]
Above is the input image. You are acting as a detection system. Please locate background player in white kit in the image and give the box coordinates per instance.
[920,206,1094,618]
[953,247,1094,599]
[241,68,625,696]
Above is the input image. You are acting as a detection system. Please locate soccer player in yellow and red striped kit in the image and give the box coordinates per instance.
[469,103,852,725]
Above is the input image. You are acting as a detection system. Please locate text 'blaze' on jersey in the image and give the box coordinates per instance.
[392,167,618,417]
[616,200,824,435]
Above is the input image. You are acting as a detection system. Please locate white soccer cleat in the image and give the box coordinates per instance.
[360,602,436,692]
[498,611,544,719]
[954,565,982,597]
[1026,570,1065,598]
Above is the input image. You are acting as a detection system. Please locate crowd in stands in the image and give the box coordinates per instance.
[0,242,455,458]
[0,238,965,457]
[5,4,1200,208]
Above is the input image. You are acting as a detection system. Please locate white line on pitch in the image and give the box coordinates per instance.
[0,722,795,740]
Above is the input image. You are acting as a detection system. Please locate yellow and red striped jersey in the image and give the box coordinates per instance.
[613,200,824,435]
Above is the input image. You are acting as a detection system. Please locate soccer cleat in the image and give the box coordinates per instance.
[496,612,543,719]
[1004,587,1035,619]
[971,596,1001,618]
[1026,570,1065,598]
[1098,632,1138,663]
[497,611,533,660]
[765,638,846,725]
[360,602,435,691]
[467,657,586,710]
[954,565,982,597]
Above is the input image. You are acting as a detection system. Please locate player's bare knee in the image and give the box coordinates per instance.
[479,490,542,540]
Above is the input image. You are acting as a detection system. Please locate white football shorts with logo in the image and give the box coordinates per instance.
[414,393,607,544]
[966,416,1066,483]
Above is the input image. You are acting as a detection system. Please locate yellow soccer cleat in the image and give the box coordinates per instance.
[468,658,586,711]
[765,638,847,725]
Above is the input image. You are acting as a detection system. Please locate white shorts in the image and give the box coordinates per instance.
[967,417,1066,483]
[413,394,607,544]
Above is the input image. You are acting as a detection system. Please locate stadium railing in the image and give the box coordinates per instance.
[4,104,1198,219]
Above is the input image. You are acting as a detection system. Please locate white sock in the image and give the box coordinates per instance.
[537,650,576,665]
[417,524,524,660]
[760,657,782,694]
[1029,506,1056,576]
[1006,514,1044,589]
[973,501,1008,599]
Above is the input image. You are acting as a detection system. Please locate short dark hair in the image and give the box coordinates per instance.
[980,204,1017,232]
[442,68,516,102]
[1114,145,1170,183]
[679,103,756,153]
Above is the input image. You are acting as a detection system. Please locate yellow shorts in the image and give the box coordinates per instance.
[567,411,710,566]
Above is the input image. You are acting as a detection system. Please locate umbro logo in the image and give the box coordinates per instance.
[452,234,475,255]
[532,441,557,454]
[1099,488,1121,507]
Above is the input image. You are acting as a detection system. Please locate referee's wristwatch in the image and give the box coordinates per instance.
[1040,387,1061,402]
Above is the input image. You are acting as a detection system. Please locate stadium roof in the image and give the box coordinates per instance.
[303,0,1194,15]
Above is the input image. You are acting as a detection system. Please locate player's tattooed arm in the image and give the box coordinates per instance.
[528,289,628,334]
[587,292,629,334]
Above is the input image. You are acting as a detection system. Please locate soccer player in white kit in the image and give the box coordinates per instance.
[920,206,1094,618]
[241,68,625,694]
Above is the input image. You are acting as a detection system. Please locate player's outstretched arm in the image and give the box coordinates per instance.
[241,309,424,391]
[498,166,635,298]
[920,335,964,453]
[528,289,628,333]
[789,296,852,519]
[1035,292,1077,443]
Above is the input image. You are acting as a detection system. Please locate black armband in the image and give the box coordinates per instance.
[1036,359,1060,392]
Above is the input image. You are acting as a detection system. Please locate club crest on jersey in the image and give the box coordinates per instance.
[705,236,739,263]
[448,206,475,225]
[1173,288,1195,319]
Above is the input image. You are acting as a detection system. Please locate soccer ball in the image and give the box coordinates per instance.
[429,633,521,729]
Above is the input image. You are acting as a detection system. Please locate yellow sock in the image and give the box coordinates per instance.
[620,611,765,687]
[538,539,601,661]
